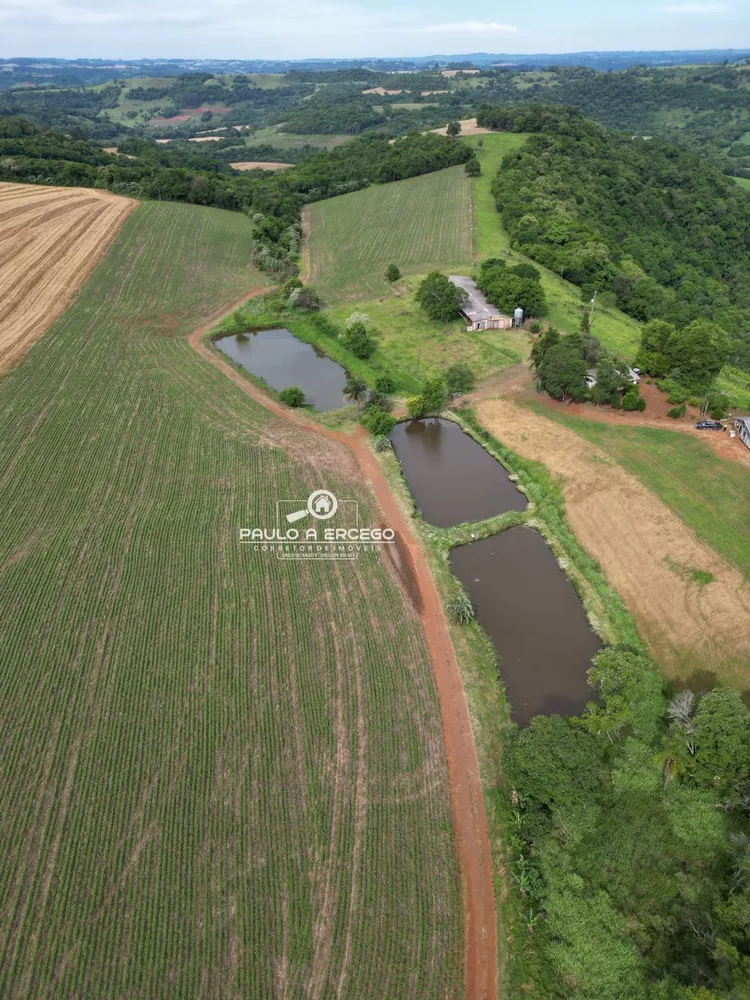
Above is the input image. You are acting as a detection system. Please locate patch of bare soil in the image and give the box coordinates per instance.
[0,182,136,372]
[432,118,491,135]
[477,399,750,683]
[229,161,293,170]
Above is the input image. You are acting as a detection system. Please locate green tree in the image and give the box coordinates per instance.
[385,263,400,283]
[421,376,447,416]
[341,322,376,359]
[530,325,560,369]
[464,157,480,176]
[538,339,589,401]
[343,375,367,413]
[591,356,630,405]
[444,362,476,395]
[692,689,750,797]
[665,320,731,391]
[416,272,464,322]
[446,120,461,136]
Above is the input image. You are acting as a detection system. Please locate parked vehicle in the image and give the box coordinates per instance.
[695,420,724,430]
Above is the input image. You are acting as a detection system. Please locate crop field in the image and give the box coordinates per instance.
[477,399,750,685]
[0,182,135,372]
[0,202,462,996]
[307,165,473,299]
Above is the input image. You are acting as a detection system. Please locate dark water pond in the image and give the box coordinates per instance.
[390,418,527,527]
[216,328,348,411]
[450,527,601,725]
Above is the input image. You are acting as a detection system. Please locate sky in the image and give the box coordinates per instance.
[0,0,747,60]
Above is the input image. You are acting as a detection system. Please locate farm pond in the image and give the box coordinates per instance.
[389,418,527,527]
[451,528,601,726]
[216,328,348,411]
[390,418,599,726]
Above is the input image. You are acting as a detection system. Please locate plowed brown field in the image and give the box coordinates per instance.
[477,399,750,685]
[0,182,135,372]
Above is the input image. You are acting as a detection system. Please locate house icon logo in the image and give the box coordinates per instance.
[285,489,339,524]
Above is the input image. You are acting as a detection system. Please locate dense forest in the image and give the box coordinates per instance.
[505,647,750,999]
[486,106,750,369]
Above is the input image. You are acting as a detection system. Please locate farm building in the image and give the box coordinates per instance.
[449,275,512,331]
[735,416,750,451]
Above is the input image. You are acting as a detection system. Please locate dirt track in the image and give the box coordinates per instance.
[0,182,135,372]
[477,398,750,683]
[189,295,497,1000]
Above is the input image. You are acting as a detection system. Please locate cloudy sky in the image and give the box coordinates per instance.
[0,0,747,59]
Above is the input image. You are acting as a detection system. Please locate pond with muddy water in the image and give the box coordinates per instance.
[391,418,600,724]
[216,328,348,411]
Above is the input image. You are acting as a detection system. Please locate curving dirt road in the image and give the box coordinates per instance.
[188,293,497,1000]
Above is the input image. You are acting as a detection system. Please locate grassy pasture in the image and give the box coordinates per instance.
[536,411,750,579]
[308,165,473,300]
[0,202,462,996]
[733,175,750,190]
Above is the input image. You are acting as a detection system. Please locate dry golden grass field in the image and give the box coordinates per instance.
[0,182,135,372]
[477,399,750,686]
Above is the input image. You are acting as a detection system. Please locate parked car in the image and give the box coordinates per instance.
[695,420,724,430]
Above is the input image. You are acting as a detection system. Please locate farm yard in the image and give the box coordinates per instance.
[0,182,135,372]
[477,399,750,685]
[307,165,473,300]
[0,200,463,997]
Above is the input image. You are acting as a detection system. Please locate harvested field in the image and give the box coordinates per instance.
[477,399,750,685]
[0,181,135,372]
[432,118,492,136]
[187,135,223,142]
[0,201,463,997]
[308,165,473,299]
[230,160,293,170]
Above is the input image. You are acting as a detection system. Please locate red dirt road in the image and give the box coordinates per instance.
[188,295,497,1000]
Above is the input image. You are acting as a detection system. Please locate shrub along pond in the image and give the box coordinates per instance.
[390,418,527,527]
[450,527,601,725]
[216,328,349,411]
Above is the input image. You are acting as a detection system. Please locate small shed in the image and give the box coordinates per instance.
[735,416,750,451]
[448,275,512,331]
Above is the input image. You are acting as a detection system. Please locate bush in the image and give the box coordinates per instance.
[667,402,686,419]
[444,361,476,395]
[447,595,475,624]
[529,321,542,335]
[375,374,396,394]
[288,286,322,310]
[366,389,393,412]
[360,406,395,436]
[464,157,480,177]
[622,389,641,411]
[279,386,305,407]
[385,263,400,283]
[406,395,426,419]
[374,435,393,452]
